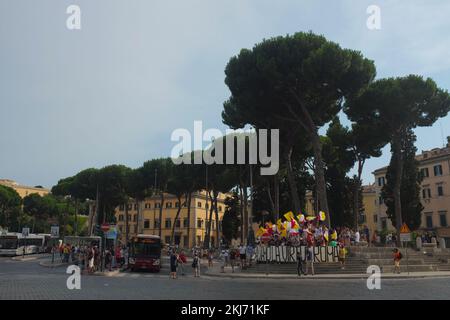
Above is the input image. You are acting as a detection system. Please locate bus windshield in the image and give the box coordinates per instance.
[132,239,161,258]
[0,237,18,249]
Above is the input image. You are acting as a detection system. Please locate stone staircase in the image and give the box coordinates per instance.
[245,246,450,275]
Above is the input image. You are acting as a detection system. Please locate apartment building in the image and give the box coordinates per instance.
[373,141,450,245]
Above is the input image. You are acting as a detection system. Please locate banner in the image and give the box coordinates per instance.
[255,245,339,263]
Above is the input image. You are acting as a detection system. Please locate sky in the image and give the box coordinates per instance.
[1,0,450,188]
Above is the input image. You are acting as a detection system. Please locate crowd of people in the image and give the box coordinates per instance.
[54,242,129,274]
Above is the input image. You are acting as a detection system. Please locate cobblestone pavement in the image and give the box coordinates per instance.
[1,256,450,299]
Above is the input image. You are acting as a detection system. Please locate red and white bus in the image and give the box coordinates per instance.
[129,234,162,272]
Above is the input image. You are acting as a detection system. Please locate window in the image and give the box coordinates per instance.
[127,215,131,221]
[198,202,202,208]
[154,220,160,228]
[437,185,444,197]
[175,219,181,228]
[422,188,432,199]
[426,214,433,229]
[166,202,172,208]
[165,236,171,244]
[165,218,171,229]
[434,165,443,176]
[378,177,385,187]
[183,236,189,247]
[381,218,387,230]
[373,215,378,223]
[133,215,137,222]
[144,220,150,229]
[134,204,138,210]
[175,202,179,208]
[420,168,429,178]
[197,219,203,228]
[119,215,124,222]
[155,203,161,208]
[439,212,447,227]
[183,218,189,228]
[144,203,149,209]
[218,206,222,212]
[127,204,132,211]
[134,225,138,233]
[378,196,383,205]
[119,205,124,211]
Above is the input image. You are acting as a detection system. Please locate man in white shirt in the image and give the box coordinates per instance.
[355,230,360,245]
[239,244,247,269]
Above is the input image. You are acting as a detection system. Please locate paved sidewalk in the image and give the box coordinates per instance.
[203,263,450,280]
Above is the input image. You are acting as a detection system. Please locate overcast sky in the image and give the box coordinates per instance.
[1,0,450,188]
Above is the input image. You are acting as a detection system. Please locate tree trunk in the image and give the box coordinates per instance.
[392,134,404,246]
[239,185,244,243]
[135,198,141,234]
[124,200,129,244]
[186,192,193,248]
[214,194,220,249]
[311,132,330,228]
[286,147,301,215]
[158,193,164,238]
[170,195,182,245]
[266,180,276,216]
[354,159,364,231]
[274,174,280,221]
[204,190,214,248]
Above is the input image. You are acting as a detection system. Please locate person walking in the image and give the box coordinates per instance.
[192,253,200,277]
[393,248,402,274]
[229,248,236,273]
[239,244,247,269]
[296,250,306,276]
[178,250,187,276]
[338,243,347,270]
[170,251,178,279]
[208,250,214,268]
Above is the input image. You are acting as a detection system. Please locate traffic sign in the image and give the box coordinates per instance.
[22,227,30,237]
[400,233,412,242]
[400,223,411,234]
[101,224,110,232]
[51,226,59,238]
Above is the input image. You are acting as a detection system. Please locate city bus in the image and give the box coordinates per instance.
[129,234,162,272]
[0,233,48,256]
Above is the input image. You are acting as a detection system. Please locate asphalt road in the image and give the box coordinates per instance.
[1,255,450,300]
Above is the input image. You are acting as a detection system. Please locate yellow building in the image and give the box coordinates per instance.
[373,141,450,246]
[360,184,377,236]
[114,190,228,248]
[0,179,50,198]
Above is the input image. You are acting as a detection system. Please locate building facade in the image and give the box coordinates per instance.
[114,191,227,248]
[0,179,50,198]
[373,141,450,243]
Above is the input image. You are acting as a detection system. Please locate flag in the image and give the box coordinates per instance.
[291,219,299,230]
[324,230,329,242]
[284,211,294,221]
[306,215,316,222]
[280,229,287,238]
[319,211,326,221]
[331,230,338,240]
[256,227,265,237]
[297,214,305,223]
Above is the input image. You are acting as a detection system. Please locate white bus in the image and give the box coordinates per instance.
[0,233,48,256]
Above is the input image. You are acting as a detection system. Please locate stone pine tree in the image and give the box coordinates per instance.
[346,75,450,243]
[223,31,376,227]
[382,129,424,231]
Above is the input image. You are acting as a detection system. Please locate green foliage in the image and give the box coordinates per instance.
[0,185,22,230]
[222,193,241,244]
